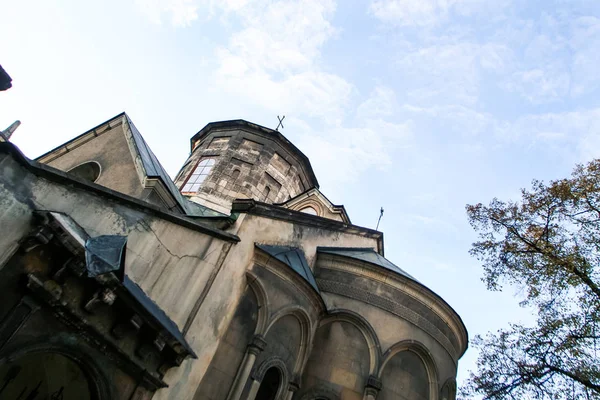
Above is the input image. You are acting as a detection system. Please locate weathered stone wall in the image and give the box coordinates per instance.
[40,120,145,199]
[0,151,236,353]
[160,213,380,400]
[175,127,314,213]
[379,351,430,400]
[300,321,370,399]
[194,288,258,400]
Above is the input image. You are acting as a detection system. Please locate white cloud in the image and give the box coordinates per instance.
[135,0,201,26]
[397,42,513,107]
[369,0,510,27]
[209,0,354,121]
[356,86,397,119]
[296,117,414,185]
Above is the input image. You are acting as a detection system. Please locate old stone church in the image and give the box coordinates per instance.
[0,113,467,400]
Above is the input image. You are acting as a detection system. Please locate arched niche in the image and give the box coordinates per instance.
[264,307,312,375]
[440,378,456,400]
[300,315,374,397]
[0,351,104,400]
[67,161,101,183]
[256,314,302,381]
[378,341,439,400]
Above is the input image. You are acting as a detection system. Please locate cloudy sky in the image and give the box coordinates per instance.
[2,0,600,389]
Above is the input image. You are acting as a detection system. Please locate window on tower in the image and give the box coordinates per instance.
[181,158,215,193]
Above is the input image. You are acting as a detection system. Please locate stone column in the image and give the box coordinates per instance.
[226,335,267,400]
[246,379,261,400]
[363,375,382,400]
[285,381,300,400]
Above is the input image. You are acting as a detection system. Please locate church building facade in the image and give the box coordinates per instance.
[0,113,467,400]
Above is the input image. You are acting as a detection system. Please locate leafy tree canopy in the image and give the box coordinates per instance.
[463,159,600,399]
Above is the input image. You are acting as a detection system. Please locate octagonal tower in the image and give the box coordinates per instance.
[174,120,319,214]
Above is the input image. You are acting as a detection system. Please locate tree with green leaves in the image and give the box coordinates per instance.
[463,159,600,399]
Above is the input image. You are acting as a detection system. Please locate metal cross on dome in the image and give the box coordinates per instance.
[276,115,285,131]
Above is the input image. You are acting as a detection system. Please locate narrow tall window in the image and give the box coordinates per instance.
[262,186,271,202]
[181,158,215,193]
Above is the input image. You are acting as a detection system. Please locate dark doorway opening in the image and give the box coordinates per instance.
[255,367,281,400]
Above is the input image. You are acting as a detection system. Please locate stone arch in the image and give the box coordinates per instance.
[297,384,341,400]
[265,306,312,375]
[291,198,324,216]
[254,357,289,392]
[378,340,439,400]
[320,309,381,375]
[300,309,379,397]
[247,270,269,335]
[0,340,113,400]
[67,160,102,183]
[440,378,457,400]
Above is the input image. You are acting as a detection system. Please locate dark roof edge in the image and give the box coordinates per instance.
[233,199,384,255]
[254,244,326,309]
[190,120,319,189]
[35,112,127,161]
[316,248,469,357]
[1,142,240,243]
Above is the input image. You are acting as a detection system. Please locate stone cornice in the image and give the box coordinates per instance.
[317,253,468,359]
[232,200,384,255]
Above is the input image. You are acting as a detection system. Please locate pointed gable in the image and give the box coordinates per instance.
[35,113,225,217]
[278,187,351,223]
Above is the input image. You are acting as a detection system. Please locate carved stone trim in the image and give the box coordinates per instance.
[317,279,458,359]
[252,356,289,400]
[297,385,341,400]
[366,375,382,391]
[248,334,267,356]
[253,251,325,313]
[317,254,467,355]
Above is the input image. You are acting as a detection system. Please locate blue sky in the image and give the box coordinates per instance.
[2,0,600,389]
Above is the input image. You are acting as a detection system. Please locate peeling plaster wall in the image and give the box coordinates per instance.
[0,149,463,400]
[157,214,379,400]
[0,152,231,336]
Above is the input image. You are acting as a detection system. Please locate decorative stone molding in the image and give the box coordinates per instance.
[366,375,382,391]
[319,309,382,376]
[297,385,341,400]
[288,380,300,392]
[252,356,290,400]
[253,250,325,313]
[246,271,270,336]
[316,254,467,357]
[379,340,440,400]
[252,356,288,382]
[248,334,267,356]
[317,279,459,359]
[440,377,457,400]
[264,306,313,376]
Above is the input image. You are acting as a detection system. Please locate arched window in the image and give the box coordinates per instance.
[262,186,271,202]
[232,168,241,180]
[0,352,93,399]
[181,158,215,193]
[255,367,281,400]
[68,161,101,183]
[299,206,318,216]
